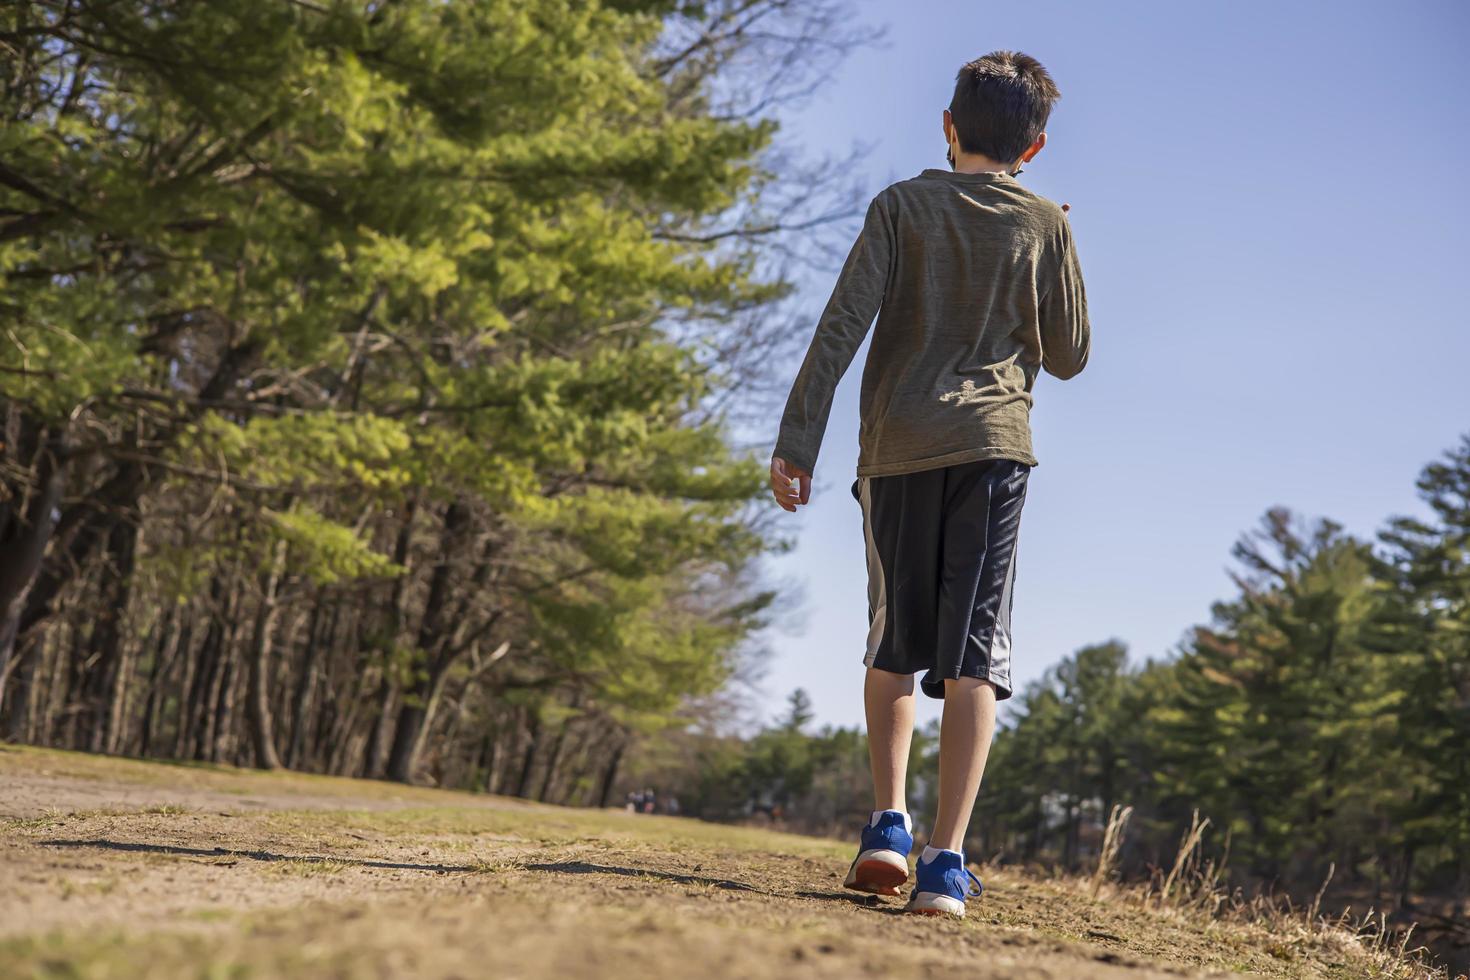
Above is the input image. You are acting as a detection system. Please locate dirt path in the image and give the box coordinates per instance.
[0,746,1404,979]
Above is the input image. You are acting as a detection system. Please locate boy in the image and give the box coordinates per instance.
[769,50,1089,917]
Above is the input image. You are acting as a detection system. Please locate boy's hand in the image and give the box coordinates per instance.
[769,456,811,512]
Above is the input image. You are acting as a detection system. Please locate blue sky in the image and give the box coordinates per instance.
[752,0,1470,729]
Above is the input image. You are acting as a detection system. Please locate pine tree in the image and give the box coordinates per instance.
[1376,434,1470,914]
[1148,509,1396,881]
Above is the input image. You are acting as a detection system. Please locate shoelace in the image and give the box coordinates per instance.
[964,866,984,898]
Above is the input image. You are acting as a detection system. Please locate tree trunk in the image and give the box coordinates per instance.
[597,736,627,809]
[208,606,242,763]
[536,716,574,803]
[0,434,64,708]
[1396,842,1417,913]
[515,711,543,799]
[140,610,187,758]
[477,730,498,794]
[385,501,470,783]
[5,634,44,742]
[328,657,375,776]
[182,573,230,758]
[286,599,334,769]
[17,460,149,650]
[1453,859,1468,920]
[553,723,597,805]
[362,673,395,778]
[59,603,91,749]
[84,519,139,753]
[32,634,64,744]
[1062,799,1079,869]
[245,543,286,770]
[384,662,451,783]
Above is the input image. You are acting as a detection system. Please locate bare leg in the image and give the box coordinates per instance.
[864,667,915,812]
[929,677,998,851]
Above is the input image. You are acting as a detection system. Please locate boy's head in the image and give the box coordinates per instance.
[944,50,1060,170]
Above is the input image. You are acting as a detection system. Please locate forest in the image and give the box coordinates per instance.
[1,0,1466,969]
[0,0,863,790]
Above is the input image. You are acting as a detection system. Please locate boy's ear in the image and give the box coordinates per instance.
[1021,131,1047,163]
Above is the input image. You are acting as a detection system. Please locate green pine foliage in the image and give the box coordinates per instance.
[1376,435,1470,910]
[1,0,810,790]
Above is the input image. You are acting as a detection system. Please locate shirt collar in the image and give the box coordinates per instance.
[919,168,1017,183]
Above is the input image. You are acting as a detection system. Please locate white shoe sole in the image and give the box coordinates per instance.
[905,891,966,916]
[842,848,909,896]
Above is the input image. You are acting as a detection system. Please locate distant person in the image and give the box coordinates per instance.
[641,787,656,814]
[769,50,1088,917]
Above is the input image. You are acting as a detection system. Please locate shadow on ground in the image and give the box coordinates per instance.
[41,839,475,874]
[524,860,768,894]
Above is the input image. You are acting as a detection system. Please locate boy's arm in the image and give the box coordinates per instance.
[771,192,893,490]
[1038,213,1090,380]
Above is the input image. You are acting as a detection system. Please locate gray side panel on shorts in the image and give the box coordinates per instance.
[858,476,886,667]
[987,529,1019,693]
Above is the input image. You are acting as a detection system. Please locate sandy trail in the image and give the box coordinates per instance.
[0,746,1383,978]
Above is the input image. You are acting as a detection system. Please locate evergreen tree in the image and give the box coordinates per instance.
[1377,435,1470,913]
[1148,509,1396,880]
[0,0,856,785]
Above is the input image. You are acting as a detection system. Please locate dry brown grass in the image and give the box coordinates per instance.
[1069,803,1451,980]
[1090,803,1134,899]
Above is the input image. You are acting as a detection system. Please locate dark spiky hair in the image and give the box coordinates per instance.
[948,50,1060,165]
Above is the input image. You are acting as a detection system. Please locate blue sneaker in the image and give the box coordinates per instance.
[905,848,983,916]
[842,810,913,896]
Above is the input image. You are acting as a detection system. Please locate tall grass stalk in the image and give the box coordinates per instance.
[1089,803,1132,899]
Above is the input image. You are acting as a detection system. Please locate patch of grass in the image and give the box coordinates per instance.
[140,804,195,816]
[1,808,68,830]
[0,927,295,979]
[53,876,120,900]
[1,804,158,829]
[265,857,353,878]
[63,806,145,819]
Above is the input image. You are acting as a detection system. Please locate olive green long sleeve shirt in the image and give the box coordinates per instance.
[773,167,1090,478]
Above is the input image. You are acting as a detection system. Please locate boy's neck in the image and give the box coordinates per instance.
[952,151,1018,175]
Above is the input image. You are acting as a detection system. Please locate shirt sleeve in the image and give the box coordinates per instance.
[1038,213,1090,381]
[772,192,894,474]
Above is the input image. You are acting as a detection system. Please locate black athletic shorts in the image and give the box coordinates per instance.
[851,457,1030,701]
